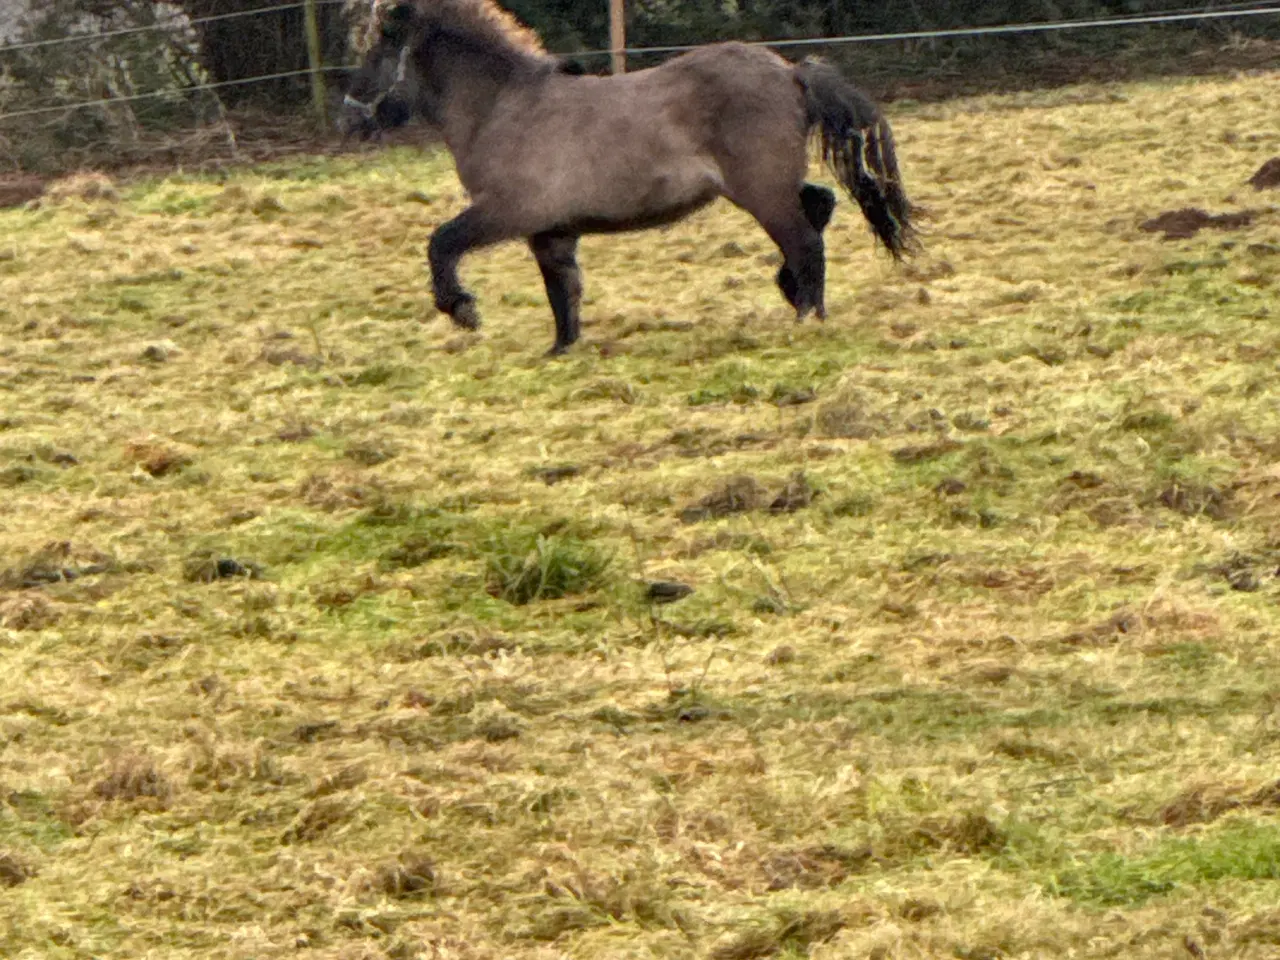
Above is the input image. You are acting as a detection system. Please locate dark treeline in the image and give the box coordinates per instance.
[499,0,1279,101]
[509,0,1280,57]
[178,0,350,107]
[6,1,1277,107]
[153,0,1280,103]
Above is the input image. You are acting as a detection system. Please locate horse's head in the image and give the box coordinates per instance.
[340,4,419,140]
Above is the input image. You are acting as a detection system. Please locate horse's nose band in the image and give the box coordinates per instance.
[344,46,410,121]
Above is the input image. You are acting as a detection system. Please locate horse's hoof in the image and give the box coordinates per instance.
[451,299,481,331]
[545,342,570,358]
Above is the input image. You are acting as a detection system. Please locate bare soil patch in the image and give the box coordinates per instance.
[1140,207,1261,240]
[1250,157,1280,190]
[0,175,44,209]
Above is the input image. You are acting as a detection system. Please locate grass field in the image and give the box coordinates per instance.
[2,68,1280,960]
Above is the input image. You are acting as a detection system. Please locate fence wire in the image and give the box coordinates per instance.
[1,2,1278,127]
[0,0,349,55]
[572,2,1280,59]
[0,67,354,123]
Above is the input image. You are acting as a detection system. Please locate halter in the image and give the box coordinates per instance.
[343,45,410,120]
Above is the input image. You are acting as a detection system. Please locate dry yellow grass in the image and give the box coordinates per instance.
[2,68,1279,960]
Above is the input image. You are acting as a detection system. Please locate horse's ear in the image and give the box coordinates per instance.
[381,4,417,44]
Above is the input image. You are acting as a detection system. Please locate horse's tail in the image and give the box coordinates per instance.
[795,58,917,260]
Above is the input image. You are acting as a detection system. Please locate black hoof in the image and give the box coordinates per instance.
[448,297,481,331]
[778,266,824,322]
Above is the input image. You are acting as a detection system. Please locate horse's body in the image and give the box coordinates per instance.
[344,0,917,354]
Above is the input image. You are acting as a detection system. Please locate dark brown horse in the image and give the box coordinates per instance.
[342,0,917,355]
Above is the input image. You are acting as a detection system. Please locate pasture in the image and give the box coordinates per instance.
[2,68,1279,960]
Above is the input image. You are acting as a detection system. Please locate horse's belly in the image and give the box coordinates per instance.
[567,161,722,232]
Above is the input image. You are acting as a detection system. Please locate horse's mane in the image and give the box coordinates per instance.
[382,0,548,60]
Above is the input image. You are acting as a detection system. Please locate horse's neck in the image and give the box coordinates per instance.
[430,45,534,158]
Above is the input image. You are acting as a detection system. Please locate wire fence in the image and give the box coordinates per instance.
[571,2,1280,59]
[4,0,1278,60]
[0,66,351,123]
[0,0,349,56]
[0,0,361,169]
[1,2,1277,121]
[0,1,1278,173]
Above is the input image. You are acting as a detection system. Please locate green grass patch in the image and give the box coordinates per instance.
[1049,820,1280,906]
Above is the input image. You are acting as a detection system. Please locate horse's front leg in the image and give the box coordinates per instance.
[427,206,505,331]
[529,231,583,355]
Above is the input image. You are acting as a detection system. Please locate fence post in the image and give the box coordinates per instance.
[610,0,626,74]
[303,0,328,128]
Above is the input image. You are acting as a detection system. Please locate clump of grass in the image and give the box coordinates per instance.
[0,851,36,888]
[711,908,846,960]
[892,811,1009,858]
[892,439,964,464]
[769,470,819,513]
[381,534,455,570]
[346,363,399,387]
[571,378,638,404]
[482,527,611,605]
[815,394,888,439]
[0,463,48,487]
[318,501,466,570]
[182,552,264,583]
[124,438,193,478]
[281,796,356,844]
[376,852,438,898]
[46,172,119,204]
[679,475,769,523]
[525,903,609,941]
[92,753,173,806]
[345,441,398,467]
[1152,478,1234,520]
[1163,780,1278,829]
[0,594,60,631]
[830,492,877,517]
[688,384,760,406]
[768,382,817,407]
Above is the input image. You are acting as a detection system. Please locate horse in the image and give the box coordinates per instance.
[342,0,917,355]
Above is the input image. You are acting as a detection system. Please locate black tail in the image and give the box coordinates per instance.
[795,58,917,260]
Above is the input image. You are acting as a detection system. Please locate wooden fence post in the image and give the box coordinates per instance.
[303,0,328,128]
[610,0,626,74]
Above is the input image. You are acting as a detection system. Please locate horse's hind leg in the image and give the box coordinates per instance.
[778,183,836,313]
[427,206,510,331]
[755,204,826,321]
[529,231,583,355]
